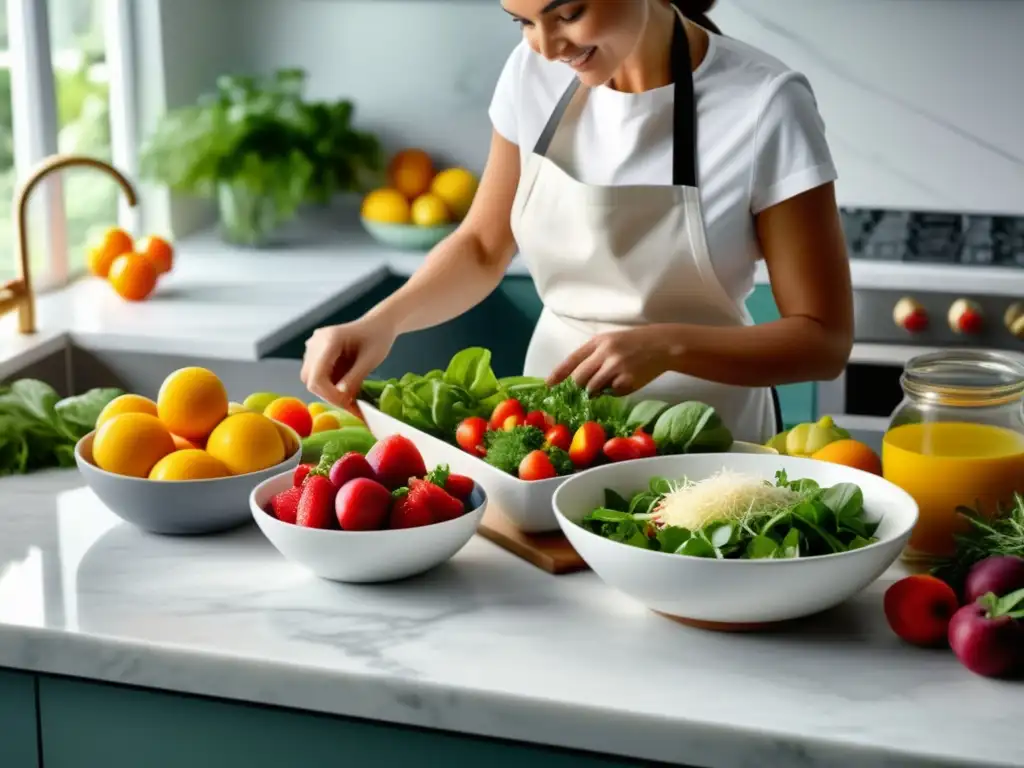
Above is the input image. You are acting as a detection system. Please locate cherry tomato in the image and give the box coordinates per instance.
[489,398,525,430]
[501,413,524,431]
[569,421,606,468]
[524,410,554,431]
[603,437,644,463]
[455,417,488,457]
[544,424,572,451]
[518,449,557,481]
[631,430,657,458]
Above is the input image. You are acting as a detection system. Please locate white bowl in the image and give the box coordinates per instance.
[249,471,487,583]
[359,401,775,534]
[75,429,302,535]
[552,453,918,627]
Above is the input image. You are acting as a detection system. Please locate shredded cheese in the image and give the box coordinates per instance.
[652,469,799,531]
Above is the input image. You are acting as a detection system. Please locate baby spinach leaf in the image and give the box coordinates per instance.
[656,526,690,553]
[746,535,778,559]
[779,529,801,558]
[648,476,673,496]
[625,400,670,432]
[821,483,864,520]
[628,491,660,516]
[707,522,739,549]
[586,508,633,523]
[54,388,122,438]
[604,489,631,512]
[652,402,733,454]
[677,537,716,558]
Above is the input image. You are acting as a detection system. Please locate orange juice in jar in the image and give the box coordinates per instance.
[882,350,1024,561]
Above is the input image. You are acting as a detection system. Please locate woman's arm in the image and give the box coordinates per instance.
[551,182,854,393]
[365,130,521,334]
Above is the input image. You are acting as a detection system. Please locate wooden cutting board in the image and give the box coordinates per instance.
[477,506,589,575]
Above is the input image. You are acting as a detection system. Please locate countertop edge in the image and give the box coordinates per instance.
[0,622,978,768]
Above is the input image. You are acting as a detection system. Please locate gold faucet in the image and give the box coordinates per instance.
[0,154,138,334]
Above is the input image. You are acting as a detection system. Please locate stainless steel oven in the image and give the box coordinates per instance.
[815,208,1024,433]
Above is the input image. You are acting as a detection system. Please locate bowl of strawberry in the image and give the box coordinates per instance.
[249,435,486,583]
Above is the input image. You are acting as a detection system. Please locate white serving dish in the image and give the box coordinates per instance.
[358,400,775,534]
[552,453,919,627]
[249,470,487,583]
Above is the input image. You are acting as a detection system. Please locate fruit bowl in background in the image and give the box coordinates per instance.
[249,469,487,583]
[360,218,458,251]
[75,427,302,535]
[552,453,919,628]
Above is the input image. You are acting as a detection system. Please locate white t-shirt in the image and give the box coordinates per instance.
[488,31,838,308]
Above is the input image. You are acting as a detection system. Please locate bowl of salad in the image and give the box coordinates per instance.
[551,453,919,627]
[357,347,775,534]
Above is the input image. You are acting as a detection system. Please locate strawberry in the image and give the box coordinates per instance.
[335,477,391,530]
[295,475,337,529]
[410,477,465,523]
[389,489,434,529]
[293,463,314,487]
[365,435,427,490]
[269,486,303,525]
[328,451,375,489]
[444,474,474,502]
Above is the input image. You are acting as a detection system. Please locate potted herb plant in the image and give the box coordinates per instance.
[138,68,382,246]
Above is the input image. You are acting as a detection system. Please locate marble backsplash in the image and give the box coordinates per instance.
[241,0,1022,216]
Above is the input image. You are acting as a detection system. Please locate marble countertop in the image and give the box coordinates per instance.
[1,469,1022,768]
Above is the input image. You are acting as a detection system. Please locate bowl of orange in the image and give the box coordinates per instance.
[74,367,301,535]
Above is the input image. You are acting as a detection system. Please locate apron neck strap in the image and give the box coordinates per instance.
[531,11,698,188]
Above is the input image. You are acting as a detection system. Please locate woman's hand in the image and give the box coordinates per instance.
[548,326,676,395]
[300,315,397,407]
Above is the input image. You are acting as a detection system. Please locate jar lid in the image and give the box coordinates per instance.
[902,349,1024,407]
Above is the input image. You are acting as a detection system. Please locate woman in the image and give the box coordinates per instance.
[302,0,853,444]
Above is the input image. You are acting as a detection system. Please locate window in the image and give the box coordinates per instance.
[0,0,134,290]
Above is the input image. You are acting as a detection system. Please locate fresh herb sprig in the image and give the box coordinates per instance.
[931,493,1024,590]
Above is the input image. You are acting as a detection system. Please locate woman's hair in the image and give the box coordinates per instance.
[669,0,721,35]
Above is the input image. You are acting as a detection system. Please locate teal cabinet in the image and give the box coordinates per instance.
[266,275,814,429]
[37,676,662,768]
[0,668,39,768]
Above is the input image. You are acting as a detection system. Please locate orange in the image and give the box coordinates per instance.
[205,412,286,475]
[311,411,342,434]
[95,393,158,429]
[430,168,478,220]
[92,412,176,478]
[811,439,883,475]
[138,235,174,274]
[264,396,314,438]
[387,149,435,200]
[108,252,158,301]
[361,188,411,224]
[157,367,229,441]
[86,227,135,278]
[148,449,230,481]
[172,434,201,451]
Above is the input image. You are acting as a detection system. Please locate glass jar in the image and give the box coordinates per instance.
[883,350,1024,562]
[217,181,281,247]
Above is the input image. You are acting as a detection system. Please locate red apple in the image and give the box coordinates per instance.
[884,574,960,647]
[948,592,1024,678]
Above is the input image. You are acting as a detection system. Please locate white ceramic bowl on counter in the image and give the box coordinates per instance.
[552,453,919,627]
[359,401,775,534]
[75,428,302,535]
[249,470,487,583]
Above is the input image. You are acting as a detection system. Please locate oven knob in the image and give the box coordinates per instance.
[893,297,928,333]
[1006,302,1024,340]
[949,298,984,335]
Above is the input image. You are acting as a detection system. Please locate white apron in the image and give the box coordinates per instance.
[510,11,779,445]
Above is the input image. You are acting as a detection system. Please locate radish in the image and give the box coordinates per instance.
[964,555,1024,604]
[948,589,1024,678]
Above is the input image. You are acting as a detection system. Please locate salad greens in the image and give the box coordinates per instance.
[0,379,123,476]
[580,470,879,560]
[931,493,1024,591]
[359,346,734,461]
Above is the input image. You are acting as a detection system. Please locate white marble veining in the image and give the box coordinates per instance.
[0,470,1022,767]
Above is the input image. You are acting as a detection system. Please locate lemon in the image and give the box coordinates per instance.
[206,412,286,475]
[157,367,229,441]
[307,402,330,418]
[311,411,342,433]
[96,394,158,429]
[361,188,411,224]
[148,450,230,481]
[430,168,478,221]
[410,193,451,227]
